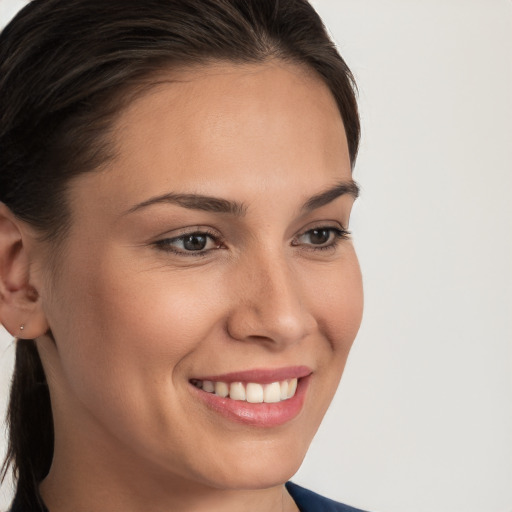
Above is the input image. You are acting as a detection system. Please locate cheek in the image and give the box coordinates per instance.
[64,269,218,369]
[298,249,363,398]
[286,253,363,452]
[43,250,234,467]
[46,250,223,415]
[308,250,364,355]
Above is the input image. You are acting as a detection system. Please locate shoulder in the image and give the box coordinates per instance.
[286,481,369,512]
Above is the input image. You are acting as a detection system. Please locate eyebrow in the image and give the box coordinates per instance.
[126,193,247,216]
[301,180,359,212]
[125,179,359,216]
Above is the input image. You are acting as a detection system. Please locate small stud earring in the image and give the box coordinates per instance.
[20,325,25,331]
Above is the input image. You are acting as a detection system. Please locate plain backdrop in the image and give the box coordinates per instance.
[0,1,511,511]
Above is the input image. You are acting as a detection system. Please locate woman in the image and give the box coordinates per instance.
[0,0,365,511]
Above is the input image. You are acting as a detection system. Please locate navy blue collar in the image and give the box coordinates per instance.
[286,481,368,512]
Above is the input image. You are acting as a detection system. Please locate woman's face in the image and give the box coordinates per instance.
[37,61,363,490]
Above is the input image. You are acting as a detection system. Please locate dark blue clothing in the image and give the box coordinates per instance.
[286,482,367,512]
[10,481,367,511]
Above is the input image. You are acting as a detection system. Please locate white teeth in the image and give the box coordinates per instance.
[229,382,246,401]
[263,382,281,403]
[246,383,264,403]
[287,378,298,399]
[214,381,229,398]
[203,380,215,393]
[280,380,289,400]
[195,377,300,403]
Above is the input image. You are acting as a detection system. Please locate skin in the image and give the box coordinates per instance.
[0,61,363,512]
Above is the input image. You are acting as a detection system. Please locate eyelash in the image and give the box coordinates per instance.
[153,226,351,257]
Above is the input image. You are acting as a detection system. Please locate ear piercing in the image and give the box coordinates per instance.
[20,324,25,331]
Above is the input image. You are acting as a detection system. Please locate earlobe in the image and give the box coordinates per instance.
[0,203,49,339]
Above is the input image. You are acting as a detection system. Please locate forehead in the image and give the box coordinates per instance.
[72,61,351,215]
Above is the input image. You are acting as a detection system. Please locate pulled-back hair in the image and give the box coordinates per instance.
[0,0,359,509]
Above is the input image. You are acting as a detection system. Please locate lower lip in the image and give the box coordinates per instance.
[189,376,310,427]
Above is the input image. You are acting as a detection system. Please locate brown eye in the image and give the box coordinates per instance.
[308,229,331,245]
[293,227,350,250]
[183,234,208,251]
[155,230,221,255]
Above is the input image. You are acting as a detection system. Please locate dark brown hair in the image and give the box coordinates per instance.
[0,0,360,509]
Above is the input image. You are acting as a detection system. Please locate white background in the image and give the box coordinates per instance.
[1,1,511,511]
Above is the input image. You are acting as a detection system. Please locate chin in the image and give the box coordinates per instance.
[186,432,312,491]
[205,455,305,491]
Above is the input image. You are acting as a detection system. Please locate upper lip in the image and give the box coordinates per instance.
[192,365,312,384]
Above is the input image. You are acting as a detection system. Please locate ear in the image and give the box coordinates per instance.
[0,202,49,339]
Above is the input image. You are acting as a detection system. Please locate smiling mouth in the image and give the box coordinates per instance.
[190,378,298,404]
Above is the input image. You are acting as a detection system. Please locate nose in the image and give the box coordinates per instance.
[226,251,317,348]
